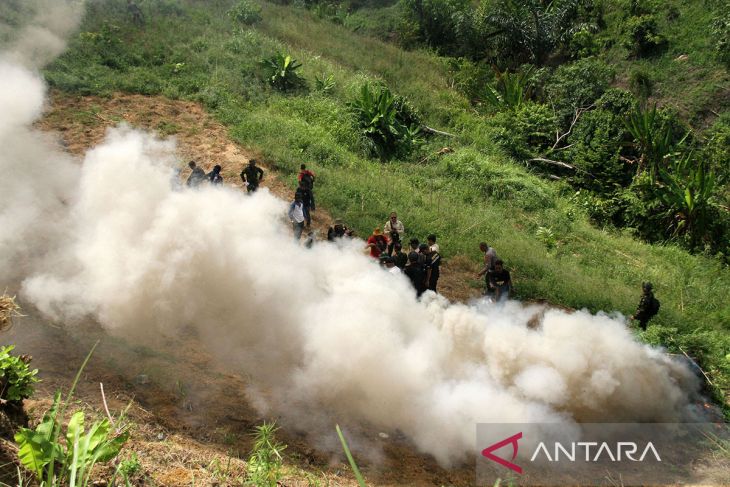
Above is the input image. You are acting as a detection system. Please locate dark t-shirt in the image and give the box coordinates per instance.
[488,269,511,290]
[404,264,426,296]
[186,167,206,187]
[241,165,264,185]
[393,251,408,269]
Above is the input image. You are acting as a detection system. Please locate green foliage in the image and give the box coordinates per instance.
[261,52,305,91]
[483,67,533,111]
[493,101,556,160]
[569,28,600,58]
[536,226,558,250]
[628,67,654,100]
[479,0,598,66]
[545,57,614,128]
[0,345,39,402]
[314,73,336,93]
[621,14,666,58]
[117,453,141,478]
[246,422,286,487]
[658,155,720,249]
[400,0,477,57]
[14,344,129,487]
[711,3,730,68]
[623,104,685,182]
[349,83,422,159]
[228,0,263,25]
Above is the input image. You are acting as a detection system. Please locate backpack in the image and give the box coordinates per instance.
[301,171,314,189]
[649,296,660,316]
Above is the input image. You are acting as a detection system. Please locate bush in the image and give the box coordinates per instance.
[261,52,305,91]
[545,57,615,129]
[493,102,556,161]
[628,68,654,100]
[711,4,730,68]
[349,83,422,159]
[567,108,633,192]
[0,345,38,402]
[622,14,666,58]
[228,0,262,25]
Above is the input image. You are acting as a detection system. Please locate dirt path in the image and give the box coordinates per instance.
[0,91,485,486]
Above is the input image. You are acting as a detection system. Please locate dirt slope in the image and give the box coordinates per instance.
[0,91,485,486]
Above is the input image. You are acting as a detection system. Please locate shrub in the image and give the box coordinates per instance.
[247,422,286,487]
[0,345,38,402]
[545,57,615,128]
[483,67,533,111]
[622,14,666,58]
[628,68,653,100]
[711,4,730,68]
[261,52,305,91]
[567,108,633,192]
[228,0,262,25]
[349,83,422,159]
[494,102,556,161]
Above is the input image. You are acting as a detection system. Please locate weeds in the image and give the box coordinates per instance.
[261,52,305,92]
[13,343,130,487]
[335,425,366,487]
[0,345,38,402]
[246,421,286,487]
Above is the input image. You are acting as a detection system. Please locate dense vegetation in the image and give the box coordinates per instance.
[1,0,728,407]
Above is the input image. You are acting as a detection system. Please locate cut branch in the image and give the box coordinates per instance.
[528,157,576,170]
[422,125,456,137]
[552,104,594,150]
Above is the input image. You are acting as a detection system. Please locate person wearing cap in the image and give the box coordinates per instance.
[366,228,388,259]
[186,160,206,188]
[631,282,660,330]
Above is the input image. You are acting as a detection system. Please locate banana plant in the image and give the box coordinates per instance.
[261,52,304,91]
[658,153,717,248]
[483,67,534,110]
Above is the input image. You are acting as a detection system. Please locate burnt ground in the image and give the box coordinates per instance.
[0,91,486,486]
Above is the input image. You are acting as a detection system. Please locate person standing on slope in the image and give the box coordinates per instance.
[241,159,264,193]
[288,194,306,241]
[298,164,316,210]
[186,160,206,188]
[631,282,660,330]
[384,212,405,256]
[476,241,499,295]
[207,164,223,185]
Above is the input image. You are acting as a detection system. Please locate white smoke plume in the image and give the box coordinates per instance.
[0,0,701,467]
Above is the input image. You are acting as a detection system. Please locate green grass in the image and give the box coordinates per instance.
[25,0,730,408]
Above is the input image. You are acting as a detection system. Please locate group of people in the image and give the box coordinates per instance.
[185,159,264,189]
[185,160,661,324]
[364,213,443,297]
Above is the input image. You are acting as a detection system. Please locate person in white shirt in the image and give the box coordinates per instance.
[383,212,405,255]
[385,257,401,274]
[288,195,306,241]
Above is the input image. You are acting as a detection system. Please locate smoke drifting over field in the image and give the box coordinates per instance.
[0,1,700,466]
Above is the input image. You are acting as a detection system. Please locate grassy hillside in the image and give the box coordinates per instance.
[11,0,730,405]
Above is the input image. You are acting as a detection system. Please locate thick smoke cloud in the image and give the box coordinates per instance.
[0,0,700,467]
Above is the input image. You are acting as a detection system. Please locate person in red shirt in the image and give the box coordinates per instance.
[366,228,388,258]
[297,164,316,210]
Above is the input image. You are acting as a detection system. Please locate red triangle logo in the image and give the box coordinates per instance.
[481,432,523,474]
